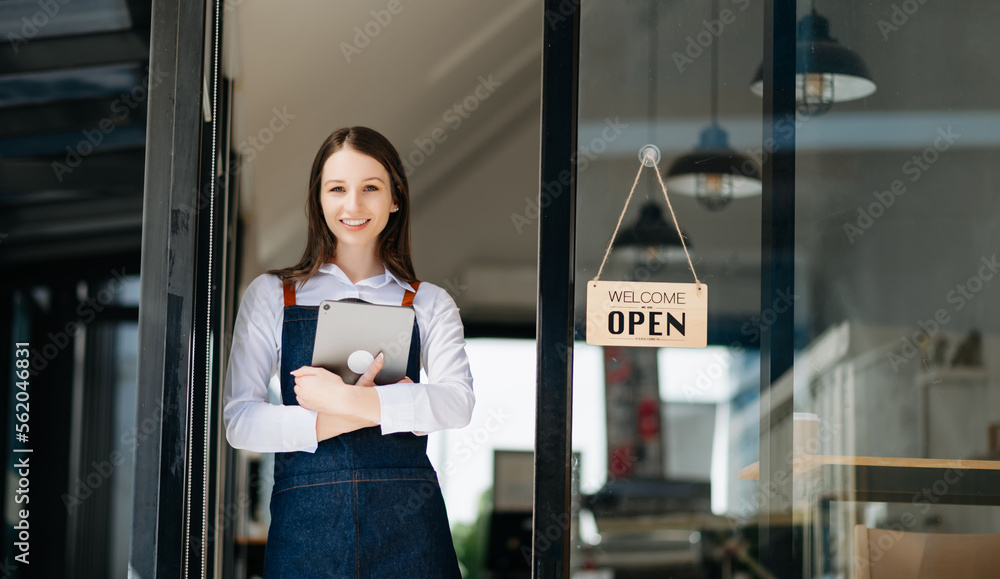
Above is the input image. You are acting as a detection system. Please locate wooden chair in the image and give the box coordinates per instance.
[854,524,1000,578]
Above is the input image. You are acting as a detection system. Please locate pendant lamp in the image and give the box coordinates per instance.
[666,0,762,212]
[750,2,876,116]
[614,201,687,250]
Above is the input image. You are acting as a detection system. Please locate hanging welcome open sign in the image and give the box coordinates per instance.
[587,281,707,348]
[586,145,708,348]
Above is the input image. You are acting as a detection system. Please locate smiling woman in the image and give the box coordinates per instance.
[222,126,473,577]
[319,149,397,268]
[265,127,417,288]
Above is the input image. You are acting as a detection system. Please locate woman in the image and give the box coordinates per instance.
[223,126,474,577]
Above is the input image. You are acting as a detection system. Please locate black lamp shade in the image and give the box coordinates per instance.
[665,125,763,210]
[750,11,876,112]
[613,202,688,249]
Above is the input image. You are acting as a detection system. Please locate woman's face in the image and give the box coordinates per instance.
[319,147,395,256]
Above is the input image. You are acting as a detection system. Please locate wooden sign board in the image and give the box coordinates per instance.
[586,280,708,348]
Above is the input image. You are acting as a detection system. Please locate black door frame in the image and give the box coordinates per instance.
[131,0,234,576]
[531,0,579,577]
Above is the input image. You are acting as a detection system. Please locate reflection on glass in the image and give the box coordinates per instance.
[0,63,144,108]
[0,0,131,40]
[697,173,732,211]
[749,8,877,117]
[786,1,1000,576]
[800,72,835,116]
[109,322,138,579]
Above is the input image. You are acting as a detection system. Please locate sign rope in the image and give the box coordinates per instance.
[593,150,702,292]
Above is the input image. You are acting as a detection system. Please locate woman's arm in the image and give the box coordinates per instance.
[292,353,401,426]
[316,412,377,441]
[284,284,475,436]
[223,275,322,453]
[375,284,475,435]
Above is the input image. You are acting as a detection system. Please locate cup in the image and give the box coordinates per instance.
[792,412,820,455]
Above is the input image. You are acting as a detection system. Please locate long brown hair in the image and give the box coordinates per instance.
[268,126,417,288]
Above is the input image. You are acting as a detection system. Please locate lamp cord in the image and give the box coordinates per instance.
[711,0,719,125]
[648,1,657,142]
[593,153,702,291]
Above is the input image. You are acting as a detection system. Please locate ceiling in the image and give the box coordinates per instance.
[0,0,150,275]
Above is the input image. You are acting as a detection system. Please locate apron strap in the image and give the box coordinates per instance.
[402,281,421,306]
[283,279,420,306]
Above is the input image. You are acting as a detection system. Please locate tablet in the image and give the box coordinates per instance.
[311,300,415,385]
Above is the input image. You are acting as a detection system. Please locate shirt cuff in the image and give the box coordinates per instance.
[282,405,319,453]
[375,382,418,435]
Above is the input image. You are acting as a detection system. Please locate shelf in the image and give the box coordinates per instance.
[738,455,1000,480]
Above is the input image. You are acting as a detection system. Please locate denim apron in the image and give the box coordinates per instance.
[263,282,462,578]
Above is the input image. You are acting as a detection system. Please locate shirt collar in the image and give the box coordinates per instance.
[382,267,416,292]
[318,262,414,292]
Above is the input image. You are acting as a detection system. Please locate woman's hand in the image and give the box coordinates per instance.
[354,353,384,387]
[352,352,415,387]
[290,366,351,414]
[291,354,410,420]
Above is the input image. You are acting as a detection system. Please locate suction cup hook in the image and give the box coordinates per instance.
[639,144,661,167]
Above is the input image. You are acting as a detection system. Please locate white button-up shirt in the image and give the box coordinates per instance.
[223,263,475,453]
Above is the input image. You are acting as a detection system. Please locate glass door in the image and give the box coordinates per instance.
[537,0,1000,577]
[571,0,765,576]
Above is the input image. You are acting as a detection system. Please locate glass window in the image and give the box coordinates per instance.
[0,63,144,108]
[108,322,138,579]
[0,0,131,41]
[575,0,764,575]
[429,338,541,576]
[568,0,1000,575]
[789,1,1000,576]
